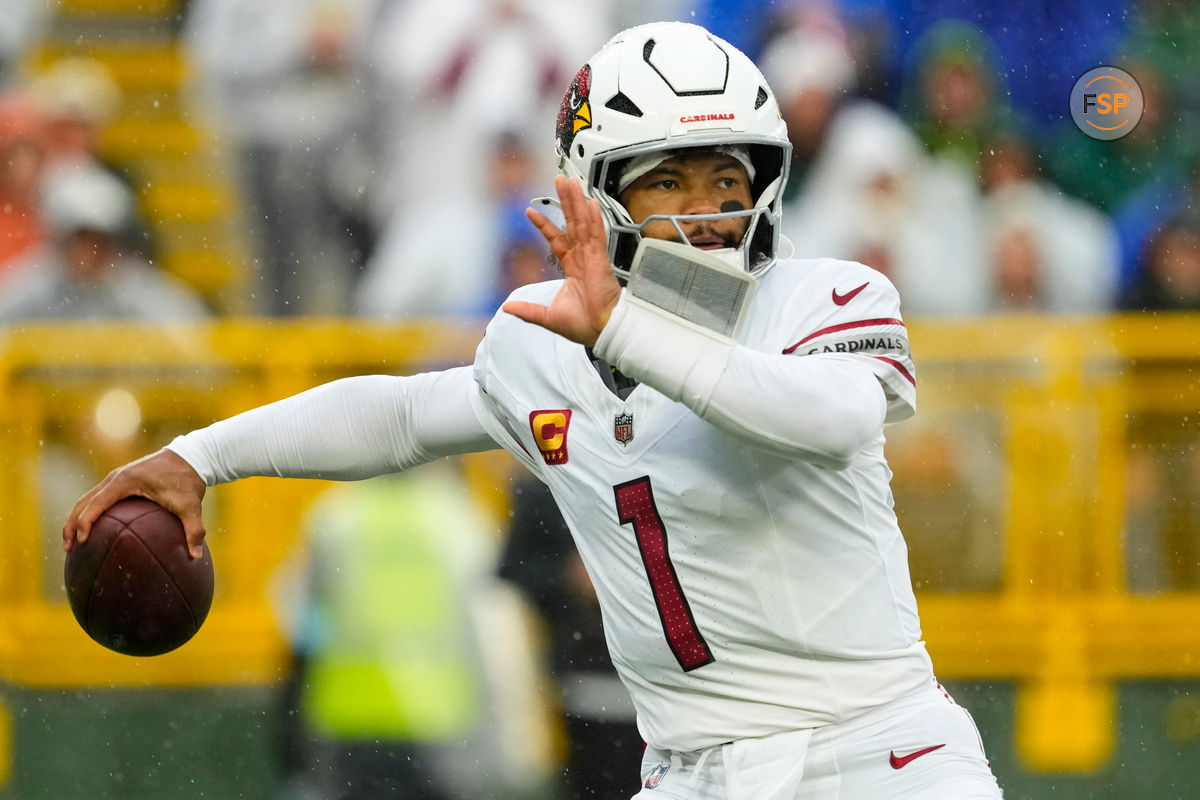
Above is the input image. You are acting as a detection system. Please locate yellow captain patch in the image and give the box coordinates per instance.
[529,409,572,465]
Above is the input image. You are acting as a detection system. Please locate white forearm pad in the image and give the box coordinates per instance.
[594,293,886,467]
[167,368,493,485]
[594,291,734,415]
[705,352,886,466]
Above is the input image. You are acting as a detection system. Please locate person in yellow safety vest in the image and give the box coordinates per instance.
[272,463,504,800]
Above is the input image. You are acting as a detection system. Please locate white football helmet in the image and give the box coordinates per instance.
[554,22,792,278]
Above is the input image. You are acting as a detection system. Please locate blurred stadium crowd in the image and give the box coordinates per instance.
[0,0,1198,326]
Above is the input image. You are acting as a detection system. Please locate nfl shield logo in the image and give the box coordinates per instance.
[643,762,670,789]
[614,412,634,445]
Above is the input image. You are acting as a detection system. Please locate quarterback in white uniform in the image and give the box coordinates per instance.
[66,22,1003,799]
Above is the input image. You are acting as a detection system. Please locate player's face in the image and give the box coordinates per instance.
[619,151,754,250]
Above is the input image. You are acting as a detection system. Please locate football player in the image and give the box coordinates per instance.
[66,22,1003,799]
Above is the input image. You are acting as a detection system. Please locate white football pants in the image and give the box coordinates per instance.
[633,680,1002,800]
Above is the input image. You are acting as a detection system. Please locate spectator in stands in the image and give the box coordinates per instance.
[498,474,642,799]
[759,26,860,208]
[901,20,1015,177]
[0,164,210,324]
[1109,148,1200,300]
[763,27,986,317]
[978,127,1119,313]
[1121,212,1200,312]
[27,57,122,171]
[496,212,555,299]
[476,199,557,315]
[361,0,608,230]
[0,91,47,289]
[0,0,48,89]
[355,131,545,319]
[182,0,381,316]
[25,57,158,260]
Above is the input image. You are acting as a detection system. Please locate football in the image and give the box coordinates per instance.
[64,496,214,657]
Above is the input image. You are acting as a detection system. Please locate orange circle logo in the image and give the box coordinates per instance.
[1070,66,1144,140]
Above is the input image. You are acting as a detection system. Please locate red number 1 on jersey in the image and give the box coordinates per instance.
[614,476,714,671]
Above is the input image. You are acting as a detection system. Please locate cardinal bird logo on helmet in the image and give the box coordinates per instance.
[556,65,592,154]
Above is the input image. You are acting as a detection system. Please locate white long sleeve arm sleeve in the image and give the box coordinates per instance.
[166,366,497,485]
[594,293,886,468]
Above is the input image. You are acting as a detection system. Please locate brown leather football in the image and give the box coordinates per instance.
[64,497,213,656]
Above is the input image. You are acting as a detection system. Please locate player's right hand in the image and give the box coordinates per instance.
[64,448,208,559]
[504,175,621,347]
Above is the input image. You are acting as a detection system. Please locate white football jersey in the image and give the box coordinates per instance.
[469,257,934,753]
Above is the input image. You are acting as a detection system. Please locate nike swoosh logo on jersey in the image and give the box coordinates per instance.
[889,744,946,769]
[832,282,870,305]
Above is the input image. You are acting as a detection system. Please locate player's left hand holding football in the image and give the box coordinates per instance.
[504,175,622,347]
[64,448,208,560]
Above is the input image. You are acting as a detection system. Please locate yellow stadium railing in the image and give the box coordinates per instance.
[0,319,504,688]
[0,314,1197,774]
[898,314,1200,771]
